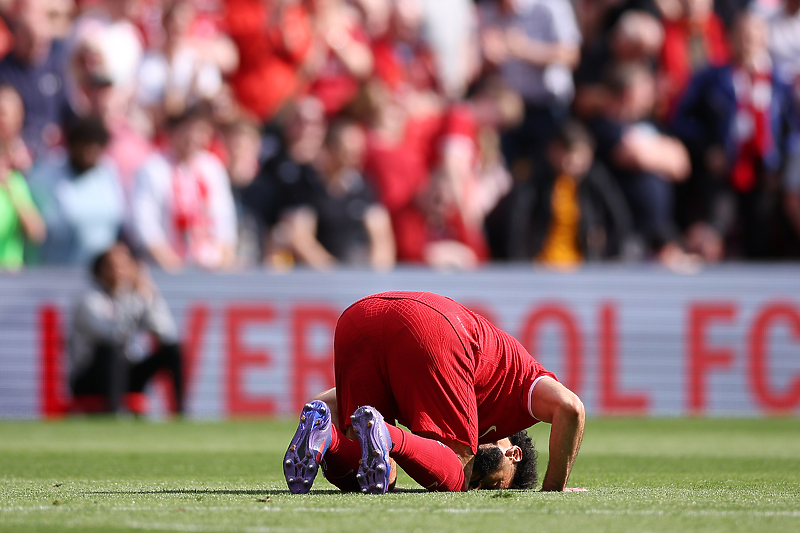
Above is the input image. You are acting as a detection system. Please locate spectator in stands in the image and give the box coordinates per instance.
[509,120,636,267]
[66,0,143,111]
[358,80,438,261]
[412,172,490,270]
[65,3,152,214]
[224,119,265,267]
[28,116,124,265]
[0,4,13,60]
[418,0,479,99]
[715,0,754,29]
[0,83,41,269]
[658,0,731,118]
[574,10,664,119]
[247,97,328,268]
[784,138,800,257]
[3,0,793,267]
[0,0,72,158]
[133,106,237,271]
[371,0,439,97]
[69,241,184,415]
[306,0,374,117]
[225,0,313,123]
[426,81,519,267]
[672,12,798,259]
[767,0,800,84]
[46,0,74,41]
[361,78,514,268]
[479,0,581,180]
[352,0,392,40]
[282,117,395,270]
[573,0,663,45]
[78,71,153,223]
[137,0,237,125]
[0,84,32,172]
[0,140,45,270]
[588,62,690,255]
[770,1,800,255]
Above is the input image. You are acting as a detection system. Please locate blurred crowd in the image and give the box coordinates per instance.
[1,0,799,273]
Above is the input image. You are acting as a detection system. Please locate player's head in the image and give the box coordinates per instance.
[508,430,539,489]
[469,431,538,490]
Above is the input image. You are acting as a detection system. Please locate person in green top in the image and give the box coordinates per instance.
[0,158,45,269]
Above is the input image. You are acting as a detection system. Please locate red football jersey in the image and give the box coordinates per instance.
[334,291,557,452]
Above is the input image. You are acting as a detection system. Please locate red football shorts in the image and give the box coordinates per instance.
[334,296,478,450]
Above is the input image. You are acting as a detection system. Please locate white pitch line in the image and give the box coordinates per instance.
[3,506,800,519]
[0,505,282,513]
[0,506,63,512]
[126,523,310,533]
[109,506,284,512]
[437,509,800,518]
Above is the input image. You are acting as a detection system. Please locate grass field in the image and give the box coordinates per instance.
[1,417,799,533]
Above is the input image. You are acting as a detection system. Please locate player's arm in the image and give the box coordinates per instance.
[446,440,474,492]
[529,378,585,491]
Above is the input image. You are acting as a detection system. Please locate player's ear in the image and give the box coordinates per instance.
[506,445,522,463]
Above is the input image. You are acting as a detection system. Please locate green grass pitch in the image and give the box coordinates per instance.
[1,417,798,533]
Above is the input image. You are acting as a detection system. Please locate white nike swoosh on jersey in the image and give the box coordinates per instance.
[426,481,439,489]
[479,426,497,438]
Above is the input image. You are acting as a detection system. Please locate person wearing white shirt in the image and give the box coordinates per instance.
[133,106,237,271]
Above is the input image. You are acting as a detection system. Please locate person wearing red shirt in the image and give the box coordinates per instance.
[658,0,731,118]
[284,291,585,494]
[225,0,313,122]
[370,0,439,94]
[305,0,373,117]
[381,81,518,267]
[388,103,493,268]
[358,80,441,260]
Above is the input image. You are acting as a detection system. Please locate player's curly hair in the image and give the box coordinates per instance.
[508,431,538,490]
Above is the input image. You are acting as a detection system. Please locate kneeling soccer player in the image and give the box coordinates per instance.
[283,291,585,493]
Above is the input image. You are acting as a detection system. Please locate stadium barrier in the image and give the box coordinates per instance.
[1,266,799,419]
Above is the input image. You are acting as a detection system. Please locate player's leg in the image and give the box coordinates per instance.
[319,427,362,492]
[385,424,467,492]
[350,405,393,493]
[379,302,477,492]
[348,404,467,493]
[334,298,472,492]
[283,399,363,493]
[283,400,333,493]
[331,302,401,491]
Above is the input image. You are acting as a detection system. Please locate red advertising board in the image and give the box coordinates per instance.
[1,267,798,418]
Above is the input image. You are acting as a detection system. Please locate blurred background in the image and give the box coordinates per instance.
[0,0,798,421]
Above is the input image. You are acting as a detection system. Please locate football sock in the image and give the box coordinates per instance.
[321,424,362,492]
[385,425,465,492]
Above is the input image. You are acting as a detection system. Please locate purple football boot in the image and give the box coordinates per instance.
[283,400,332,494]
[350,405,393,494]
